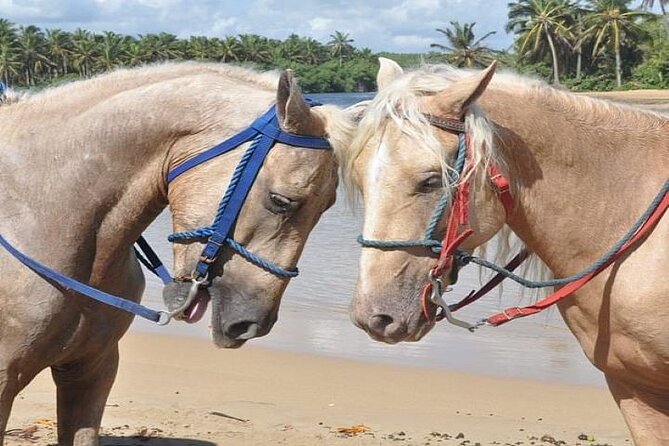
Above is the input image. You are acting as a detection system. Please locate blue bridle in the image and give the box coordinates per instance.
[165,100,330,281]
[0,100,330,324]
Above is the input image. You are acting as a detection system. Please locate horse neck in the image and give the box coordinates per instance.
[481,86,668,277]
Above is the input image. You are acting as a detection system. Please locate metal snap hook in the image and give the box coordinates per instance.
[168,276,208,321]
[427,271,482,332]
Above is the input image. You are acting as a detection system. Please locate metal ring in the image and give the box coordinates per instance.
[156,311,172,326]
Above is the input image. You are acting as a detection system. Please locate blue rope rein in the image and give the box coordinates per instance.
[455,180,669,289]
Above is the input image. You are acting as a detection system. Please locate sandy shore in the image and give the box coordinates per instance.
[6,331,630,446]
[583,89,669,111]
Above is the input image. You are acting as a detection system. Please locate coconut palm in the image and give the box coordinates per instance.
[238,34,271,64]
[97,31,126,72]
[0,45,21,86]
[327,31,354,66]
[188,36,212,60]
[507,0,577,84]
[219,36,241,62]
[155,32,183,60]
[585,0,652,87]
[0,19,19,85]
[431,21,497,67]
[124,40,145,66]
[71,28,97,78]
[17,25,51,85]
[46,29,72,76]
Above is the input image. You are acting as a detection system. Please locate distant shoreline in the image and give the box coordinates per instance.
[582,89,669,111]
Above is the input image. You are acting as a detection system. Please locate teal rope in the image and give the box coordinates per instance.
[454,180,668,288]
[358,134,468,254]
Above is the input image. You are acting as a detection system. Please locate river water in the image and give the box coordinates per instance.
[131,92,604,387]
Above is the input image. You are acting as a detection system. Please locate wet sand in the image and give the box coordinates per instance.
[7,332,630,446]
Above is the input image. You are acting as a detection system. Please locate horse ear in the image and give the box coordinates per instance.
[432,61,497,117]
[377,57,403,91]
[276,69,324,135]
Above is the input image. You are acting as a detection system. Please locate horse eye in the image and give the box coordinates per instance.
[419,174,443,192]
[268,192,297,214]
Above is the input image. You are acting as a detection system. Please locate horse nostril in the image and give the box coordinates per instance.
[369,314,394,333]
[225,320,260,340]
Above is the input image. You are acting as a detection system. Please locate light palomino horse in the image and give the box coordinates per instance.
[344,58,668,444]
[0,63,352,446]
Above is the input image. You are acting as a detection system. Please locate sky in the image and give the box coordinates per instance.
[0,0,654,53]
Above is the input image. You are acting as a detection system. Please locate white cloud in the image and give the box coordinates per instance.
[391,34,434,50]
[1,0,519,52]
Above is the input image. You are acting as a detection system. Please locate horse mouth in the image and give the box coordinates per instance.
[181,289,210,324]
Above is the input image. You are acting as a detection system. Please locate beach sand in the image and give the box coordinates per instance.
[584,89,669,111]
[7,331,630,446]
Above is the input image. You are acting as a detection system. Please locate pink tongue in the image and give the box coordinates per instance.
[184,294,210,324]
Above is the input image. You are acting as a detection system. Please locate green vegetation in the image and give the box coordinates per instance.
[0,0,666,93]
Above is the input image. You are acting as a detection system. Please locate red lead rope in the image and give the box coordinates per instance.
[420,116,667,329]
[420,132,514,322]
[484,189,668,326]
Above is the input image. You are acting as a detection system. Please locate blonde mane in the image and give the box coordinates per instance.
[341,64,500,200]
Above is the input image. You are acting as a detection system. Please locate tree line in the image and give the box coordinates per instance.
[0,21,376,93]
[0,0,666,93]
[433,0,668,90]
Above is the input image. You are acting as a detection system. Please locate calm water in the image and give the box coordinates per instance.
[131,92,604,387]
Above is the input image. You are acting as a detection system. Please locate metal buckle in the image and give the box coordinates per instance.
[428,271,485,332]
[198,254,217,264]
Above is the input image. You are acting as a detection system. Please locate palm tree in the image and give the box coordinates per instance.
[17,25,50,85]
[46,29,72,76]
[154,32,183,60]
[431,21,497,67]
[585,0,651,87]
[124,40,145,66]
[506,0,576,84]
[302,38,325,65]
[238,34,271,64]
[188,36,211,60]
[97,31,126,72]
[71,28,97,78]
[0,45,21,86]
[327,31,354,66]
[0,19,19,85]
[219,36,241,62]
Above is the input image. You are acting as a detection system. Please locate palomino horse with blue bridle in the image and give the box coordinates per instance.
[0,63,353,446]
[344,58,668,444]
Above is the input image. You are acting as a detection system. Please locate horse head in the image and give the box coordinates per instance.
[164,70,350,348]
[345,59,509,343]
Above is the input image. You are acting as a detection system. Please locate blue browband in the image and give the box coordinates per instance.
[0,100,330,323]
